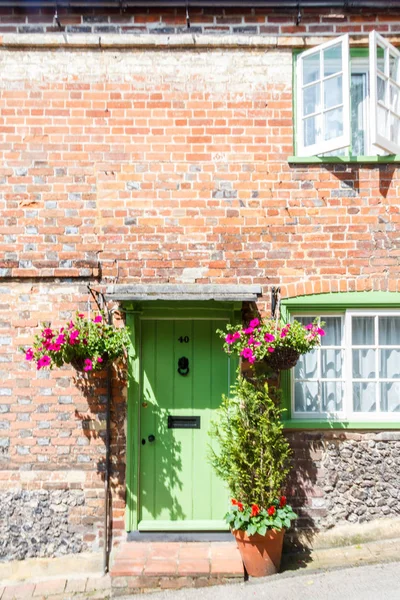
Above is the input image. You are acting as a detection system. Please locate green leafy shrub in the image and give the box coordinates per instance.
[209,375,297,533]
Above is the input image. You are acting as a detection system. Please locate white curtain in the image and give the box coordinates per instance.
[352,316,400,412]
[295,316,343,413]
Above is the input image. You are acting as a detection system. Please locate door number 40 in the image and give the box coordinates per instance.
[178,336,189,343]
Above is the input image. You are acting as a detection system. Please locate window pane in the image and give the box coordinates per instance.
[390,83,400,114]
[377,76,386,103]
[295,350,318,379]
[381,382,400,412]
[352,316,374,345]
[321,349,342,378]
[322,317,342,346]
[389,53,399,80]
[353,382,377,412]
[295,381,319,412]
[304,115,318,147]
[390,114,400,145]
[378,316,400,345]
[303,53,320,85]
[353,349,376,378]
[322,381,343,412]
[324,75,342,109]
[324,107,343,141]
[303,83,320,116]
[377,44,385,73]
[380,349,400,378]
[378,105,389,138]
[351,73,366,156]
[323,43,342,77]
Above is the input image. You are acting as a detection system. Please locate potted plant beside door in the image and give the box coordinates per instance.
[209,375,297,577]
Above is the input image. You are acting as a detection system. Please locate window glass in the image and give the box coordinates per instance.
[293,315,344,416]
[379,316,400,344]
[352,316,374,345]
[381,382,400,412]
[303,53,320,85]
[350,73,367,155]
[292,310,400,420]
[353,382,376,412]
[324,43,342,77]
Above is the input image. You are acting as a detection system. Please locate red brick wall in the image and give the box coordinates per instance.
[0,6,399,36]
[1,6,400,557]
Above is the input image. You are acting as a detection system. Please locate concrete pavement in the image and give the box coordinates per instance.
[135,561,400,600]
[1,537,399,599]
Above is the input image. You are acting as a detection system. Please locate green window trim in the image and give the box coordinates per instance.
[288,155,400,164]
[291,45,400,163]
[280,291,400,430]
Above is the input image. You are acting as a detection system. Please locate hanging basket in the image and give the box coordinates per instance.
[263,347,300,372]
[70,357,112,373]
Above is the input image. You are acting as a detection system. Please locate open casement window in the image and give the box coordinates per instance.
[369,31,400,155]
[296,34,351,157]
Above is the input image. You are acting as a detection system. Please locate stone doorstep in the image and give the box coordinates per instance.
[110,542,245,594]
[111,576,243,597]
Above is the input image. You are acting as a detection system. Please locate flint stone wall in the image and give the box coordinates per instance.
[0,489,87,561]
[287,431,400,535]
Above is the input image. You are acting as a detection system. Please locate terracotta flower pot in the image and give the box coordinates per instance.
[232,528,284,577]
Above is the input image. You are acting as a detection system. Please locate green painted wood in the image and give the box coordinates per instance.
[280,291,400,428]
[283,420,400,429]
[288,155,400,164]
[138,520,228,531]
[125,311,141,531]
[138,317,232,530]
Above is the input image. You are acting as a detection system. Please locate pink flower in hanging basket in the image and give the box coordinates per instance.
[83,359,93,372]
[37,355,51,370]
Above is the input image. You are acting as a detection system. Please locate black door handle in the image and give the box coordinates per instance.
[148,434,155,443]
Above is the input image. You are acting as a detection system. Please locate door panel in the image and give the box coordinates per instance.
[139,318,230,530]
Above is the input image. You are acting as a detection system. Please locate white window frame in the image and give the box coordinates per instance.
[297,34,351,157]
[369,30,400,155]
[292,309,400,422]
[295,30,400,158]
[291,313,346,420]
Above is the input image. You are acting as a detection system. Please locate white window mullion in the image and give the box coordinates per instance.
[345,310,352,419]
[375,314,380,414]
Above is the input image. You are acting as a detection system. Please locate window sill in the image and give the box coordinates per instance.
[288,155,400,164]
[283,419,400,430]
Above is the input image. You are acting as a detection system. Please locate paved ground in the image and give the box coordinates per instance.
[1,538,399,599]
[138,561,400,600]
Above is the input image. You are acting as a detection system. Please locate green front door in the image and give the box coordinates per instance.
[138,318,231,531]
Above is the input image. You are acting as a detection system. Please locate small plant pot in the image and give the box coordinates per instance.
[232,529,284,577]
